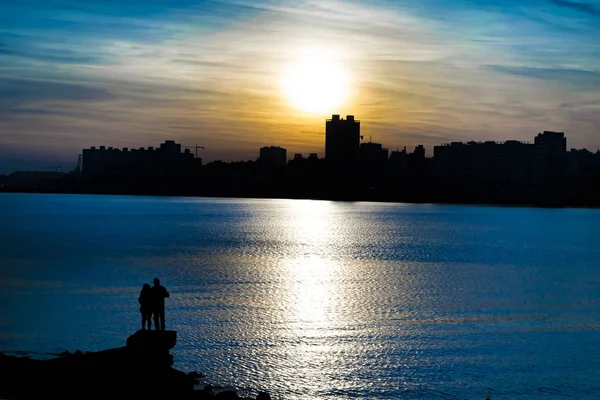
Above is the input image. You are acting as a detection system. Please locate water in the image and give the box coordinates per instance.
[1,193,599,399]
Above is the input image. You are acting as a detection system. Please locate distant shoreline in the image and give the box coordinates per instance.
[2,188,600,210]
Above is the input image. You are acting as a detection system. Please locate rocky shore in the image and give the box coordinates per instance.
[0,330,272,400]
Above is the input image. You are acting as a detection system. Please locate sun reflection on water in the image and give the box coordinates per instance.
[269,200,356,397]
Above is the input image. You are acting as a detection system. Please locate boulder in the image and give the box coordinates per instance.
[256,391,271,400]
[126,329,177,352]
[216,390,239,399]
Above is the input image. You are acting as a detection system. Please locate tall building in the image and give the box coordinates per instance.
[325,114,361,165]
[389,147,408,177]
[533,131,567,189]
[407,145,430,178]
[259,146,287,166]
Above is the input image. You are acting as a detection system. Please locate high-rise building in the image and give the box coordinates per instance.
[407,145,430,178]
[325,114,361,165]
[533,131,567,189]
[389,147,408,177]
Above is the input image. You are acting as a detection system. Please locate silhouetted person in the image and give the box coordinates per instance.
[151,277,170,331]
[138,283,153,330]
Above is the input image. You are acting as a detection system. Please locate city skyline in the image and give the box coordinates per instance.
[73,122,598,170]
[4,125,599,208]
[4,115,600,176]
[1,0,600,174]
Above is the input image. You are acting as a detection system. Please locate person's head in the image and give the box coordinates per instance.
[153,278,160,286]
[143,283,151,290]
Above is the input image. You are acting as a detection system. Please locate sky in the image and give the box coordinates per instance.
[1,0,599,173]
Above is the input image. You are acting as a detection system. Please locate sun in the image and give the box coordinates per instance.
[281,50,351,114]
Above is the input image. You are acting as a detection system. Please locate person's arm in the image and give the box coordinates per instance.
[164,287,170,298]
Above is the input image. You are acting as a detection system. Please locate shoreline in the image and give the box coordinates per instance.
[2,189,599,210]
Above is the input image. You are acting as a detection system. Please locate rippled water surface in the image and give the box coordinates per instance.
[1,193,599,399]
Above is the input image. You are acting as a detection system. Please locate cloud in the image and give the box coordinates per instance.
[559,99,600,109]
[0,45,105,64]
[0,77,115,103]
[483,65,600,87]
[549,0,600,16]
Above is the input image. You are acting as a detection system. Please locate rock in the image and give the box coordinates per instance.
[193,389,216,399]
[256,391,271,400]
[126,329,177,352]
[216,390,239,399]
[187,371,202,384]
[187,371,204,379]
[0,330,263,400]
[0,330,194,400]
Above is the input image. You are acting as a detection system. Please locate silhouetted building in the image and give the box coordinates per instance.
[287,153,321,169]
[160,140,181,155]
[258,146,287,166]
[359,141,388,180]
[325,114,361,166]
[433,140,534,189]
[360,142,388,165]
[0,171,63,190]
[568,148,599,178]
[292,153,304,162]
[388,147,408,177]
[566,148,600,202]
[533,131,567,190]
[82,140,200,181]
[407,145,430,178]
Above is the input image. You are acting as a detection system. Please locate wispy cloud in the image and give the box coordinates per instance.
[483,65,600,86]
[549,0,600,16]
[0,77,114,103]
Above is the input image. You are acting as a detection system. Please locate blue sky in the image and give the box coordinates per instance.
[1,0,599,172]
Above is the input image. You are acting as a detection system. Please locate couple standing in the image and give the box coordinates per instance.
[139,278,170,331]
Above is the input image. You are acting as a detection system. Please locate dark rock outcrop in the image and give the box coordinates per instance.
[0,330,193,399]
[0,330,271,400]
[0,330,270,400]
[257,391,272,400]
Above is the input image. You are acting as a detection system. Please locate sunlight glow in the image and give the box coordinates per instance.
[281,50,351,114]
[279,200,337,322]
